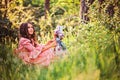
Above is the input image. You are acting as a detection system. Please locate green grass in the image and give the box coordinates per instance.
[0,22,120,80]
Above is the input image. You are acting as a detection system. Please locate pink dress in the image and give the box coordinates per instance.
[17,37,55,66]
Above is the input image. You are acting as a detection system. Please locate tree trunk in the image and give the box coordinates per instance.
[80,0,94,23]
[98,0,104,13]
[44,0,50,19]
[4,0,8,18]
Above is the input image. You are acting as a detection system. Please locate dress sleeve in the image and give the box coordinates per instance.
[20,38,43,59]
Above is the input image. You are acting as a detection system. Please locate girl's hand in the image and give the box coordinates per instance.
[51,40,57,47]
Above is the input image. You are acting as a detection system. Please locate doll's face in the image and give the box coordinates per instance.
[28,23,34,35]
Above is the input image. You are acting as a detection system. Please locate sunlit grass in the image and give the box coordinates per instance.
[0,22,120,80]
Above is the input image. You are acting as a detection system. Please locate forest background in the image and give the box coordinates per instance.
[0,0,120,80]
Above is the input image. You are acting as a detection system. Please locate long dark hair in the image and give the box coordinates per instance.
[19,22,37,46]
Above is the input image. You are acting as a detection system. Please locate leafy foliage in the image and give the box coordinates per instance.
[0,0,120,80]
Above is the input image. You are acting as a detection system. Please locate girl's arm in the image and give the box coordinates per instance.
[41,40,56,52]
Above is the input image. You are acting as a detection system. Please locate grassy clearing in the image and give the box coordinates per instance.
[0,22,120,80]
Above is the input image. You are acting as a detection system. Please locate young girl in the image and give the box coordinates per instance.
[15,22,57,66]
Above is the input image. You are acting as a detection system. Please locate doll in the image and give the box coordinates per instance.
[54,25,67,57]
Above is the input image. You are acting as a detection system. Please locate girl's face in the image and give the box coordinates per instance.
[27,23,34,35]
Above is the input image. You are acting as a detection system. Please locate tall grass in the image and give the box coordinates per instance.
[0,21,120,80]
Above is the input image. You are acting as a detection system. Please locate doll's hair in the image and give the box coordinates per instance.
[54,25,64,39]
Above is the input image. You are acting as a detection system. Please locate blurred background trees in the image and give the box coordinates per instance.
[0,0,120,80]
